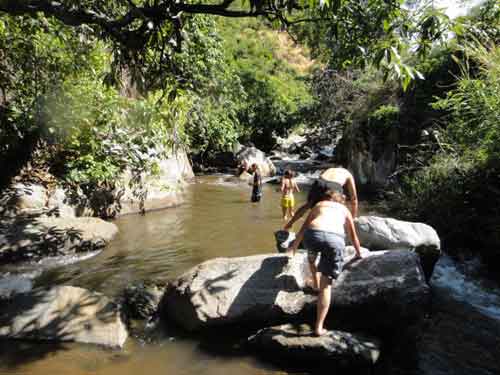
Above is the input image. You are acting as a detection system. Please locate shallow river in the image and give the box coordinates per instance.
[0,176,380,375]
[2,175,500,375]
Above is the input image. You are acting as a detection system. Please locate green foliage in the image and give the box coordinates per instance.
[367,104,399,135]
[45,76,189,188]
[433,43,500,162]
[176,16,245,157]
[219,17,314,150]
[0,14,102,155]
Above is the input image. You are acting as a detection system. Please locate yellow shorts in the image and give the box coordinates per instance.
[281,195,295,208]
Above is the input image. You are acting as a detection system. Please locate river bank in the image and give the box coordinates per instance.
[1,176,500,375]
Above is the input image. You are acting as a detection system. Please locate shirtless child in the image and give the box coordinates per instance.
[280,169,300,220]
[288,189,362,336]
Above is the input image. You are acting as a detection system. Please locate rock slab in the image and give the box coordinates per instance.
[0,286,128,347]
[162,250,430,334]
[162,253,315,331]
[355,216,441,280]
[248,323,381,370]
[0,216,118,264]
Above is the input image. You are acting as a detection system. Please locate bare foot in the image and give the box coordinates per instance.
[314,328,327,336]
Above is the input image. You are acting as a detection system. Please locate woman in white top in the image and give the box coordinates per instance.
[289,189,362,336]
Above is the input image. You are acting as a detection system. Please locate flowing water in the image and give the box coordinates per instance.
[1,175,500,375]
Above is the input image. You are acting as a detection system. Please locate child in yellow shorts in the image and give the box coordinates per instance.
[280,169,300,220]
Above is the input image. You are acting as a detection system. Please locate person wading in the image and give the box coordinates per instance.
[249,163,262,203]
[283,167,358,231]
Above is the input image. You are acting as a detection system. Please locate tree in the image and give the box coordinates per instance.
[0,0,450,89]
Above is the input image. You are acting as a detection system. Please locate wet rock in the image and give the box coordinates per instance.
[161,250,429,334]
[248,323,381,371]
[416,286,500,375]
[0,216,118,264]
[122,281,166,320]
[355,216,441,280]
[0,286,128,347]
[236,146,276,177]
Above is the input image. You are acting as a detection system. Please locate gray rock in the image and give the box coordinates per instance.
[416,287,500,375]
[248,323,381,371]
[162,253,315,331]
[0,183,47,216]
[162,250,430,334]
[0,286,128,347]
[236,146,276,177]
[0,216,118,264]
[332,250,430,335]
[47,187,76,218]
[355,216,441,280]
[122,281,166,320]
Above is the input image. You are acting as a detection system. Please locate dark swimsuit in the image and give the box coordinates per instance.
[307,178,344,206]
[251,171,262,202]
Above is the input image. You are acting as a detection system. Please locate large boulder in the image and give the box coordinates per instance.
[161,250,429,334]
[248,323,381,372]
[236,146,276,177]
[0,286,128,347]
[331,250,430,336]
[355,216,441,280]
[117,149,194,215]
[416,286,500,375]
[161,253,315,331]
[0,216,118,264]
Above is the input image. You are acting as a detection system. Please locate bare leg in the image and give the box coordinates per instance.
[281,205,287,220]
[308,257,320,290]
[315,275,332,336]
[287,207,293,221]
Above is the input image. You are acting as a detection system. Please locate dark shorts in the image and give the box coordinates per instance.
[307,179,343,206]
[303,229,345,280]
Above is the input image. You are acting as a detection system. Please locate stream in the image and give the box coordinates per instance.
[1,175,500,374]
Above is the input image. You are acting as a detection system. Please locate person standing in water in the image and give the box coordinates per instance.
[280,169,300,220]
[283,167,358,230]
[249,163,262,202]
[288,189,362,336]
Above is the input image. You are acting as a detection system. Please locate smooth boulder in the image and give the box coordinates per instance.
[248,323,381,371]
[355,216,441,280]
[0,216,118,264]
[332,250,430,335]
[162,253,315,331]
[162,250,429,333]
[0,286,128,347]
[236,146,276,177]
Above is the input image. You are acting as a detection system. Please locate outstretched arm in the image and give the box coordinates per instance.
[345,210,362,258]
[346,175,358,217]
[284,202,310,230]
[289,210,314,256]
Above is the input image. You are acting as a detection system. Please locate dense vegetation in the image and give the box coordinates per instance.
[1,0,499,273]
[298,0,500,274]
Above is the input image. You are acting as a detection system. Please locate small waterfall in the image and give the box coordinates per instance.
[431,255,500,320]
